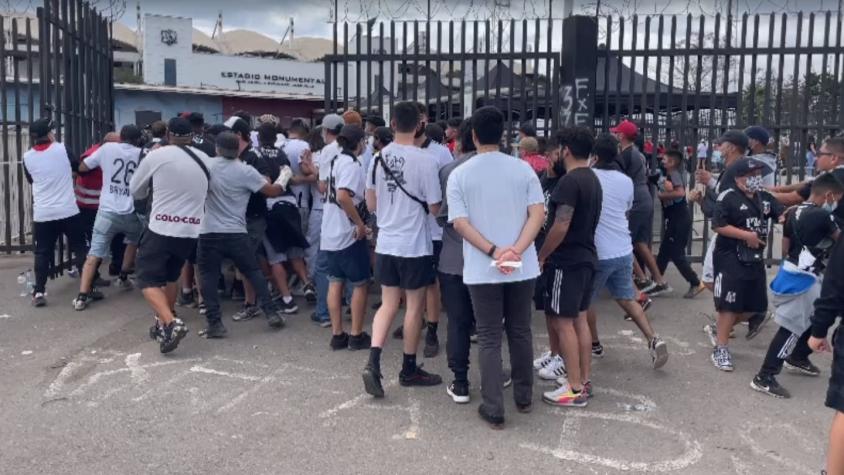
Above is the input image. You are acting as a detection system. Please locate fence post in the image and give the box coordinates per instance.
[559,15,597,128]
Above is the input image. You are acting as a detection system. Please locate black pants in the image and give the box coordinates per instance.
[657,203,700,287]
[467,279,535,418]
[197,233,280,326]
[33,214,87,293]
[440,272,474,384]
[759,326,813,377]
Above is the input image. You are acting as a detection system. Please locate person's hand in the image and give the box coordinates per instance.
[354,223,367,241]
[809,336,831,352]
[494,247,521,275]
[695,169,712,185]
[664,180,674,192]
[744,232,764,249]
[687,189,702,203]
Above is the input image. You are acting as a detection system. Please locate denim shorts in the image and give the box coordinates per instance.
[592,253,636,301]
[325,239,370,287]
[89,210,142,259]
[263,237,305,265]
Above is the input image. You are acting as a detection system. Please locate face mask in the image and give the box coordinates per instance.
[745,175,765,193]
[823,201,838,213]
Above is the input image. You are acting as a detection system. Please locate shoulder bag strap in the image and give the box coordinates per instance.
[177,145,210,182]
[375,154,429,214]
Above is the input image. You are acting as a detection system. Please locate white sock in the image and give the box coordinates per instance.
[283,296,293,304]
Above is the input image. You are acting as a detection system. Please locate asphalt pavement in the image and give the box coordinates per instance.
[0,254,834,474]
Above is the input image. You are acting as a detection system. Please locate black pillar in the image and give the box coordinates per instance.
[560,16,598,127]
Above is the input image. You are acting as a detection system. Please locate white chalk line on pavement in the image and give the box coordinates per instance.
[738,422,819,475]
[520,411,703,472]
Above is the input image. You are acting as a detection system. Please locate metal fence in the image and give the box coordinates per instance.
[0,0,114,260]
[326,12,843,262]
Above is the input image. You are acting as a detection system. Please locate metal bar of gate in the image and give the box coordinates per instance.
[401,22,407,101]
[544,18,552,136]
[820,12,831,145]
[800,14,815,182]
[507,19,515,147]
[763,13,775,129]
[721,11,733,134]
[495,20,502,116]
[748,14,760,124]
[1,16,10,252]
[627,16,637,119]
[837,10,844,134]
[666,16,675,145]
[787,13,803,186]
[774,14,787,168]
[532,18,539,128]
[12,18,23,252]
[23,18,34,247]
[600,16,611,131]
[459,20,466,118]
[412,21,419,103]
[615,17,625,122]
[471,21,478,113]
[379,23,384,117]
[436,22,442,120]
[520,20,527,134]
[353,22,360,112]
[448,21,454,120]
[707,14,720,161]
[736,14,747,129]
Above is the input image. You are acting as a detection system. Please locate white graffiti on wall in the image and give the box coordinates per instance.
[562,77,591,126]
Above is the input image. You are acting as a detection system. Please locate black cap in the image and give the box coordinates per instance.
[168,117,192,137]
[744,125,770,146]
[206,124,227,137]
[257,122,277,145]
[229,118,251,140]
[727,157,773,177]
[186,112,205,127]
[338,124,365,146]
[30,117,55,139]
[215,131,240,158]
[716,130,749,151]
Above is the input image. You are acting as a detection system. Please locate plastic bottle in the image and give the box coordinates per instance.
[17,272,27,297]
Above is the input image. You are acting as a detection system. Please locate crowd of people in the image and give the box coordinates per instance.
[20,104,844,471]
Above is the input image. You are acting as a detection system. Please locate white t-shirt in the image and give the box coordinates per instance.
[84,142,142,215]
[320,152,365,251]
[367,143,442,257]
[313,141,341,211]
[23,142,79,222]
[130,145,211,239]
[447,151,543,285]
[697,143,708,158]
[593,168,634,260]
[282,138,312,209]
[423,141,453,241]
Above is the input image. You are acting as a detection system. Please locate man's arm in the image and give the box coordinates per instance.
[513,203,545,254]
[537,204,573,264]
[811,239,844,339]
[129,157,153,199]
[453,217,499,258]
[365,188,377,213]
[771,191,805,207]
[336,189,366,239]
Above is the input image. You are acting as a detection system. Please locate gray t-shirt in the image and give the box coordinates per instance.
[447,151,544,285]
[201,156,268,234]
[437,152,475,275]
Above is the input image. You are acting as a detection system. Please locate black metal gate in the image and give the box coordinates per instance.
[0,0,114,254]
[323,20,561,145]
[327,13,842,263]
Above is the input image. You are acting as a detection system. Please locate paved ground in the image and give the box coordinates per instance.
[0,254,834,474]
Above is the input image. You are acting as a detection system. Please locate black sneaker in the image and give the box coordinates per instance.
[746,312,770,340]
[89,289,105,301]
[399,365,442,387]
[303,282,316,303]
[349,332,372,351]
[159,319,188,354]
[93,277,112,288]
[636,278,656,292]
[362,365,385,398]
[784,359,821,377]
[266,310,287,329]
[177,290,196,307]
[645,282,673,297]
[592,342,605,358]
[478,404,505,430]
[516,402,533,414]
[73,293,93,311]
[447,381,470,404]
[278,298,298,314]
[392,324,404,340]
[198,322,228,339]
[750,374,791,399]
[423,331,439,358]
[330,332,350,350]
[148,320,163,341]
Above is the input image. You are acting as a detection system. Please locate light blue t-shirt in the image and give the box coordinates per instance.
[446,151,544,285]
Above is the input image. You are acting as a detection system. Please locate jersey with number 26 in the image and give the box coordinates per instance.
[83,142,141,215]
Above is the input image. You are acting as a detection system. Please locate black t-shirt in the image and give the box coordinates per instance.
[798,167,844,228]
[192,135,216,157]
[241,145,277,219]
[546,167,603,268]
[258,145,292,197]
[713,188,784,254]
[783,203,838,269]
[535,172,562,250]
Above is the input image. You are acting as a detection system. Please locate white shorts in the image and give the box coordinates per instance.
[702,234,717,284]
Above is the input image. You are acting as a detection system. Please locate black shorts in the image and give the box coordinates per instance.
[375,253,436,290]
[827,327,844,413]
[712,253,768,313]
[325,239,371,286]
[628,208,654,244]
[431,240,443,271]
[135,230,198,289]
[186,240,198,264]
[542,265,595,317]
[246,217,267,257]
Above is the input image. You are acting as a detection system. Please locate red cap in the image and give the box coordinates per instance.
[610,120,638,139]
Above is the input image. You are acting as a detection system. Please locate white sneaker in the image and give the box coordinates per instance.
[538,355,567,380]
[533,350,554,370]
[703,324,718,347]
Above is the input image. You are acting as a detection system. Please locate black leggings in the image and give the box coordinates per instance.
[657,203,700,287]
[759,327,813,377]
[33,214,87,293]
